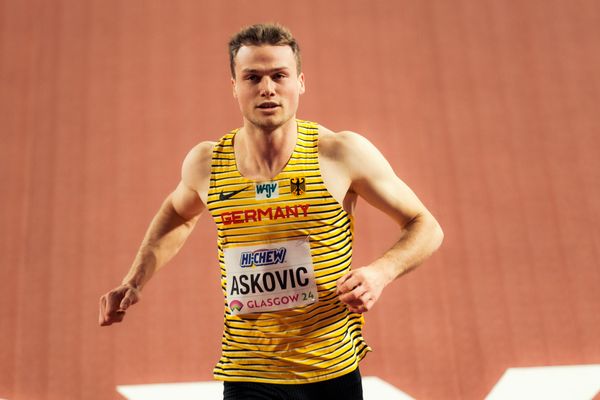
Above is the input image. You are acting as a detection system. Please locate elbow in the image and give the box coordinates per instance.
[418,211,443,252]
[403,211,444,253]
[432,220,444,251]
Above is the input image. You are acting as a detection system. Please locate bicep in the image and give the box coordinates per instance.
[169,141,213,220]
[170,181,205,221]
[348,136,428,226]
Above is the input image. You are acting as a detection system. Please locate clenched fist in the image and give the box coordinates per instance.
[98,284,141,326]
[336,266,389,313]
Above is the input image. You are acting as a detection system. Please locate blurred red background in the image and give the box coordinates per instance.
[1,0,599,399]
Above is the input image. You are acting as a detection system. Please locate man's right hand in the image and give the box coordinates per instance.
[98,284,141,326]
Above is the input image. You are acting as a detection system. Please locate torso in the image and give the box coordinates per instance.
[204,119,370,383]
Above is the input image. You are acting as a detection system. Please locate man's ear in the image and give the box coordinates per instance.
[298,72,305,95]
[231,77,237,98]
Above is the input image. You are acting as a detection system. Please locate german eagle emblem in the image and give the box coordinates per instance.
[290,177,306,196]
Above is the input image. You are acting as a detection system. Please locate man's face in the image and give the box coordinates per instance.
[232,45,305,131]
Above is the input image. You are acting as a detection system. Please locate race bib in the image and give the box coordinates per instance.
[224,237,318,315]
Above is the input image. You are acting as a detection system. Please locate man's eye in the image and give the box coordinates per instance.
[246,75,259,81]
[274,73,286,80]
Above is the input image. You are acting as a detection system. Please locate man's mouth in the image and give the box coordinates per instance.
[257,102,279,109]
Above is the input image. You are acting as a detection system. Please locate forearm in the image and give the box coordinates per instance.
[370,212,444,284]
[121,196,200,290]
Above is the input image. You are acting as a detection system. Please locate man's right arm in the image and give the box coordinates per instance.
[98,141,214,326]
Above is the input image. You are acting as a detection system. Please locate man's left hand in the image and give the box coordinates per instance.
[336,266,389,313]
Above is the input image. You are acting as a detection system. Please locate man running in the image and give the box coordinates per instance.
[99,23,443,400]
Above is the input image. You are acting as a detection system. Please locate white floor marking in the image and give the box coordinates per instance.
[117,364,600,400]
[485,364,600,400]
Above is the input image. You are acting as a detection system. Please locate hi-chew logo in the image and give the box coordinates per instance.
[255,181,279,199]
[240,248,286,268]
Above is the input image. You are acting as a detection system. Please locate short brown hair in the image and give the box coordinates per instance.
[228,23,301,77]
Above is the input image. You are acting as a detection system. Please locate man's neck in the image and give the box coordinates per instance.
[235,118,298,181]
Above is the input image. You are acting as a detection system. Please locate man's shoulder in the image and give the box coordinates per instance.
[184,141,216,167]
[317,125,370,160]
[181,141,216,187]
[187,141,217,160]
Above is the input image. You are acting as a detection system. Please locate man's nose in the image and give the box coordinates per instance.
[259,77,275,96]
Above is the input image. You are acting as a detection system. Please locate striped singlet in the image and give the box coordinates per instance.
[207,120,371,384]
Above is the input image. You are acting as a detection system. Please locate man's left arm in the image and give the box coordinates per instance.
[335,132,444,313]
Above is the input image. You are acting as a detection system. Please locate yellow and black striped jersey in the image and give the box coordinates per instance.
[207,119,370,384]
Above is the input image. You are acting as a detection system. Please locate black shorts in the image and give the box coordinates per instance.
[223,367,363,400]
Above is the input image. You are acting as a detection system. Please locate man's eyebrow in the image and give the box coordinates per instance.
[241,67,290,74]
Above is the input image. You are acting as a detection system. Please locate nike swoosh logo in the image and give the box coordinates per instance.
[219,186,250,201]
